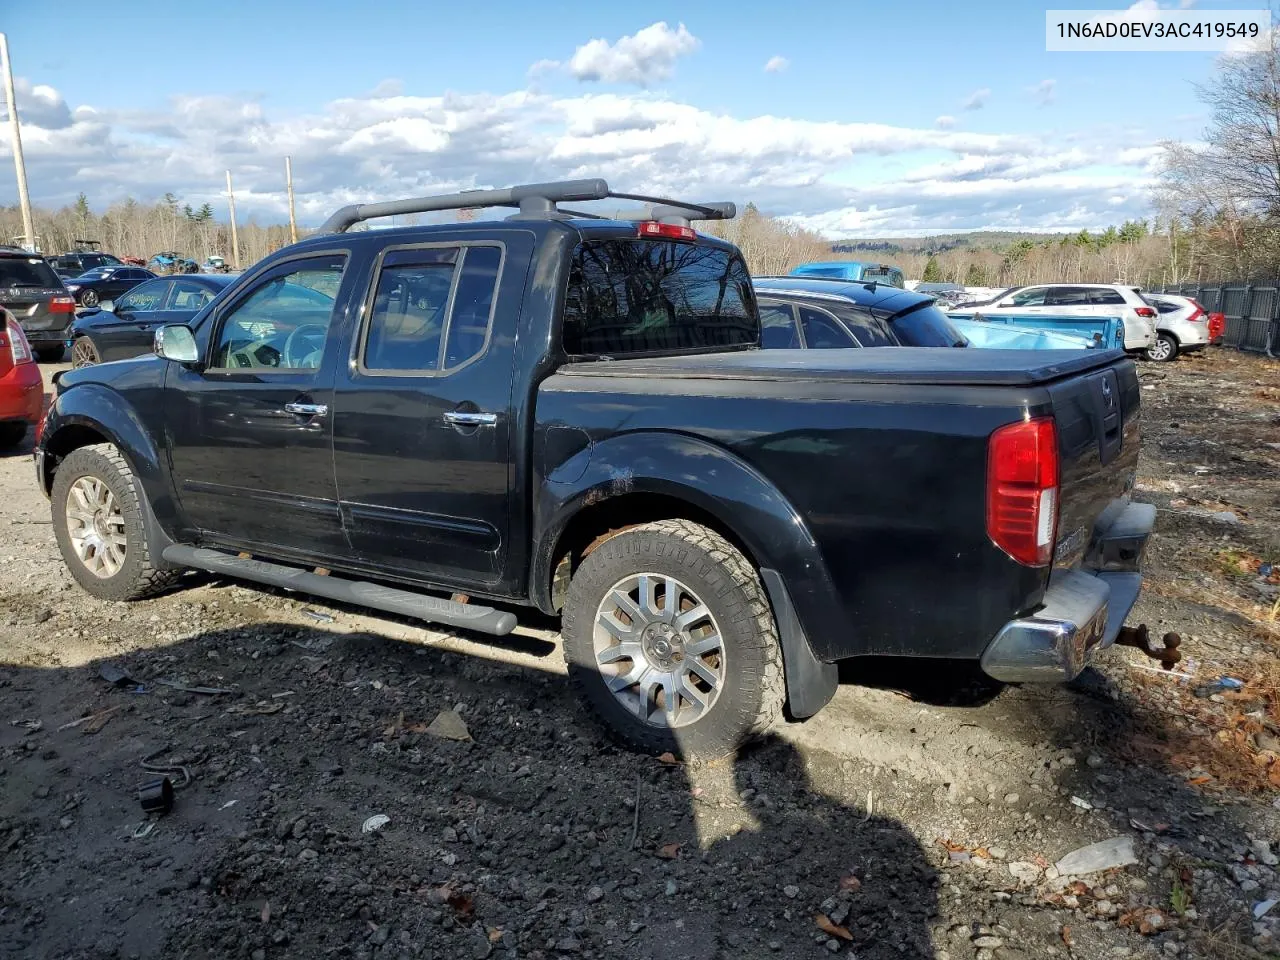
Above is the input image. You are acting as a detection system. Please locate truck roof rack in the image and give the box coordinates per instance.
[316,179,736,235]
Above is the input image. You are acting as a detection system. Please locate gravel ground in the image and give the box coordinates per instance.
[2,350,1279,960]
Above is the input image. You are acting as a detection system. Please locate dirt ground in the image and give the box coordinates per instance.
[2,349,1279,960]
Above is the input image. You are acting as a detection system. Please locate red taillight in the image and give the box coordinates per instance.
[1187,307,1205,323]
[50,297,76,314]
[637,221,696,241]
[987,417,1059,567]
[4,318,33,365]
[1135,306,1157,319]
[1208,312,1225,341]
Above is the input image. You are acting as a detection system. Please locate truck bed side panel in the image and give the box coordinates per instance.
[535,375,1047,661]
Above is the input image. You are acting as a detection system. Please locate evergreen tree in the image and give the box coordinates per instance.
[921,256,943,282]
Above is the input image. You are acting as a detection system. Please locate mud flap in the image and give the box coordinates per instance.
[760,568,838,719]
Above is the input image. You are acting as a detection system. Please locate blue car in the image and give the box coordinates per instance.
[788,260,906,289]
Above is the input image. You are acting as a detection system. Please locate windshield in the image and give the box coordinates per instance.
[0,258,63,288]
[563,239,757,357]
[890,302,968,347]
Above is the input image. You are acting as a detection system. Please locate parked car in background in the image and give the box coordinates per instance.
[67,274,235,367]
[948,283,1156,353]
[62,266,157,308]
[119,256,147,267]
[0,311,42,449]
[0,247,77,362]
[753,277,967,348]
[49,251,123,279]
[788,260,906,288]
[1141,293,1211,362]
[147,252,199,275]
[201,256,233,274]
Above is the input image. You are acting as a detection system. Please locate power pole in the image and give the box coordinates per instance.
[225,170,240,270]
[0,34,36,252]
[285,155,297,244]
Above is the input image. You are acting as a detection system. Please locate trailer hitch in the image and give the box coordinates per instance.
[1114,624,1182,668]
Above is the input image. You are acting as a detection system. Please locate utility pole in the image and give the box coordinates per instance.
[225,169,240,270]
[285,156,297,244]
[0,34,36,253]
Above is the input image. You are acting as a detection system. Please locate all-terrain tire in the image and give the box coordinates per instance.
[561,519,785,759]
[51,443,183,601]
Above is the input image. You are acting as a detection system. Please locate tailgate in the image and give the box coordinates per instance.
[0,288,61,331]
[1045,355,1141,568]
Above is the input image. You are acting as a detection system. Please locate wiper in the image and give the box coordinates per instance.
[8,282,46,289]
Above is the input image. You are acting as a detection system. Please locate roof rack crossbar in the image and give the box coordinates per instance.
[317,179,736,234]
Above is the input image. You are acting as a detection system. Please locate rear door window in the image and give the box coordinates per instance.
[1089,289,1127,306]
[359,244,502,374]
[1046,286,1095,307]
[0,257,62,288]
[563,239,757,356]
[1152,299,1181,315]
[758,302,801,348]
[839,307,894,347]
[889,303,967,347]
[798,306,857,348]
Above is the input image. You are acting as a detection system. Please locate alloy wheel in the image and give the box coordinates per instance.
[64,475,127,578]
[592,573,726,728]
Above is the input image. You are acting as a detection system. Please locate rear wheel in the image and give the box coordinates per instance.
[78,289,99,308]
[1146,333,1178,362]
[71,336,101,368]
[51,443,183,600]
[34,345,64,363]
[0,422,26,450]
[561,519,784,759]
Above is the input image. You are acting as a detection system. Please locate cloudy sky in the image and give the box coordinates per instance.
[0,0,1239,237]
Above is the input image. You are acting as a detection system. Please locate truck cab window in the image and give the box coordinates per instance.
[563,239,757,357]
[210,255,345,371]
[361,245,501,373]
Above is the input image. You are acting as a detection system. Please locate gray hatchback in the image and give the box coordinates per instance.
[0,249,77,362]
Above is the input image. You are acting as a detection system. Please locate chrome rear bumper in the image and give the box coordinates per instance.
[981,501,1154,683]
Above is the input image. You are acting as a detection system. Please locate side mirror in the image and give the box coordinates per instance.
[154,324,199,364]
[97,300,114,313]
[998,299,1015,307]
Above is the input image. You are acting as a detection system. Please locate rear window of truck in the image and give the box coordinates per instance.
[562,239,757,357]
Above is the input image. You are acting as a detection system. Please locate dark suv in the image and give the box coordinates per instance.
[0,248,77,362]
[50,252,122,279]
[753,276,968,349]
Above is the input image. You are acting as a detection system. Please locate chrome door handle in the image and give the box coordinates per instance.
[443,411,497,427]
[284,402,329,417]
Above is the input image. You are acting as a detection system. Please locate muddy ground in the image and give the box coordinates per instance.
[2,349,1279,960]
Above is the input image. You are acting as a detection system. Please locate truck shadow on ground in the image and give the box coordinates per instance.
[0,618,941,960]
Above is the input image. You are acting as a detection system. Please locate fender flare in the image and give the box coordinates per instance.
[532,431,845,714]
[40,385,182,570]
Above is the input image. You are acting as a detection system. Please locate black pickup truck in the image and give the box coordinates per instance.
[35,179,1154,758]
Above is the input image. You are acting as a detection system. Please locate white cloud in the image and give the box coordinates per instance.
[763,55,789,74]
[540,22,701,86]
[0,76,1164,237]
[1028,79,1056,106]
[961,87,990,111]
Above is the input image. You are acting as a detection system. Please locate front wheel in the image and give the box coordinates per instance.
[78,289,99,308]
[561,519,784,759]
[1145,333,1178,362]
[51,443,183,600]
[71,336,101,368]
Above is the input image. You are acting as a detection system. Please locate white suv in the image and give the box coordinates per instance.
[949,283,1157,352]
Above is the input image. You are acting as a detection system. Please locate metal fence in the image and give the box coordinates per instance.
[1148,283,1280,355]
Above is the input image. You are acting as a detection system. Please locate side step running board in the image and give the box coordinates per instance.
[162,545,518,636]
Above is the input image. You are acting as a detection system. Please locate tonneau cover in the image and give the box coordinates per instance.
[560,347,1128,387]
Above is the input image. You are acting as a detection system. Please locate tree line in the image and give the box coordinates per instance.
[9,19,1278,294]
